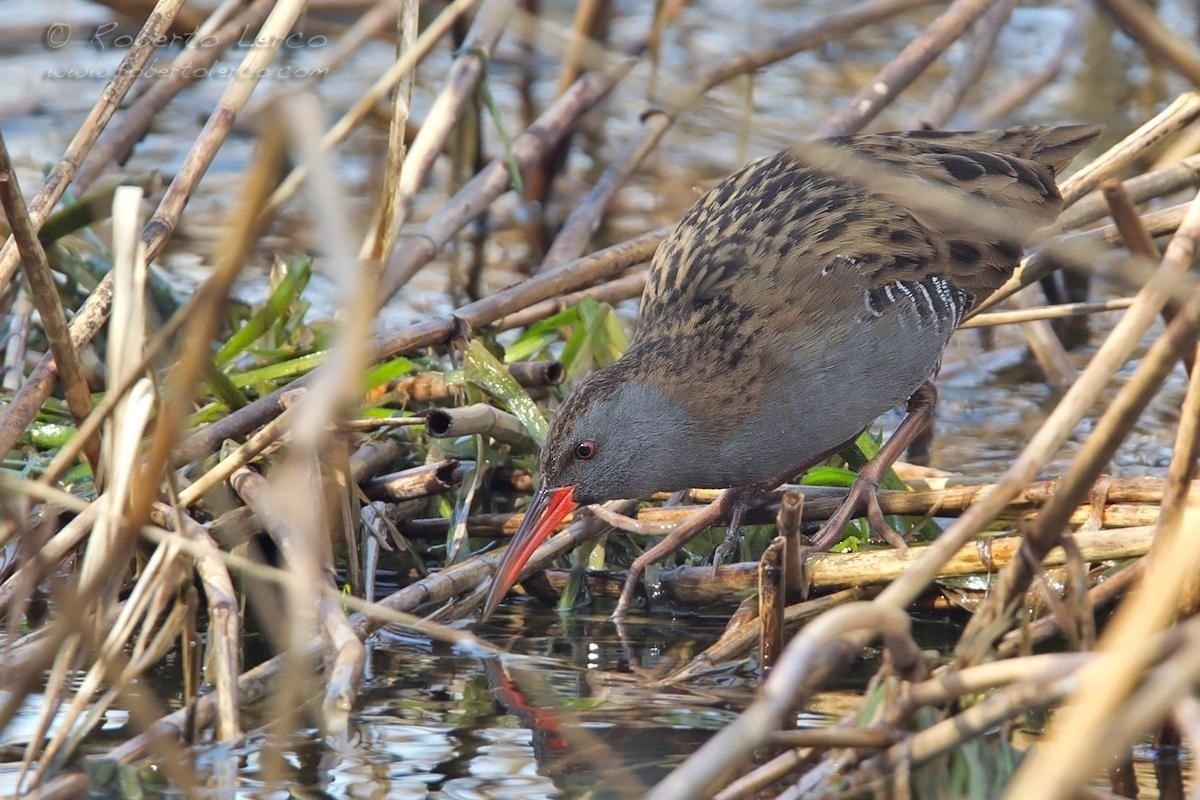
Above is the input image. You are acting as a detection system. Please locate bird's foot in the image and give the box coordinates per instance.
[810,473,907,551]
[612,490,736,619]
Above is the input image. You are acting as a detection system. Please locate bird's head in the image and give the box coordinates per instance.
[481,365,700,618]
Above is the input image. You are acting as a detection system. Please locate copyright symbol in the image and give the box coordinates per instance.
[43,23,71,49]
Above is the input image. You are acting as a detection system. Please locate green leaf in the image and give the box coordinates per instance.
[214,255,312,367]
[463,339,548,444]
[799,466,858,487]
[228,350,326,389]
[362,356,415,390]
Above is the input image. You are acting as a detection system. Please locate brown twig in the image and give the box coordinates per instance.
[820,0,995,136]
[361,460,462,502]
[757,537,786,676]
[0,134,98,470]
[914,0,1017,129]
[1095,0,1200,86]
[0,0,187,292]
[958,189,1200,661]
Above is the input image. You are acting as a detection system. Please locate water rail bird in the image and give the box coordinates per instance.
[482,123,1101,619]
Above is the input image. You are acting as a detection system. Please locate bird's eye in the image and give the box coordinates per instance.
[573,440,597,460]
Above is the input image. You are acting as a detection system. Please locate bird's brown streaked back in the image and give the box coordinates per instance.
[633,124,1101,414]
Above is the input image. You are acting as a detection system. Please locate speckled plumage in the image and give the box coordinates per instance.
[539,125,1100,504]
[483,124,1100,619]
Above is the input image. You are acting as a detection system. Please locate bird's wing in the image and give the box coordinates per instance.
[640,126,1097,341]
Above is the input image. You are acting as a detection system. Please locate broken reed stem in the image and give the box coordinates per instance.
[0,0,187,292]
[425,403,532,447]
[820,0,995,136]
[362,460,461,502]
[0,133,97,470]
[757,538,787,676]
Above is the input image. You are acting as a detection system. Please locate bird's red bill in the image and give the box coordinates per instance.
[482,485,577,619]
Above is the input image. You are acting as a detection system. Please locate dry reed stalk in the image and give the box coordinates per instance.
[361,0,433,262]
[379,65,632,297]
[757,537,787,675]
[968,0,1089,126]
[1095,0,1200,86]
[262,0,481,216]
[425,403,532,446]
[958,297,1135,327]
[537,0,932,274]
[1157,340,1200,615]
[0,134,97,469]
[0,0,309,464]
[1060,152,1200,230]
[362,460,462,501]
[1,290,33,391]
[147,505,239,741]
[914,0,1017,128]
[1103,178,1164,260]
[0,0,187,292]
[171,226,664,464]
[1102,176,1192,374]
[1061,91,1200,206]
[645,603,924,799]
[958,189,1200,659]
[72,0,278,194]
[495,269,648,329]
[176,398,303,507]
[230,466,364,744]
[1005,287,1077,390]
[820,0,996,136]
[634,525,1156,604]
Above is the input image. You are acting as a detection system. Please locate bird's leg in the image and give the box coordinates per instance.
[711,507,743,573]
[613,488,744,618]
[810,380,938,551]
